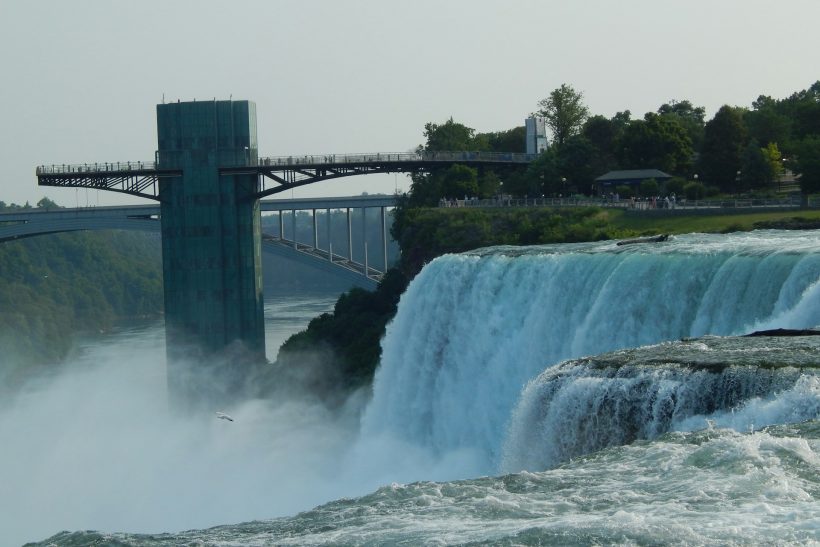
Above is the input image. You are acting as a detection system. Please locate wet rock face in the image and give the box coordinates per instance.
[744,328,820,337]
[616,234,670,246]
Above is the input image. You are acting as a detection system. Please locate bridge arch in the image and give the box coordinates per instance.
[0,199,392,290]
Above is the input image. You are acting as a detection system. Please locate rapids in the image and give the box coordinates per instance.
[363,230,820,470]
[502,335,820,472]
[36,422,820,546]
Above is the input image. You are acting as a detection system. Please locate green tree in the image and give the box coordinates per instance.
[477,126,526,153]
[407,173,442,206]
[665,177,687,196]
[700,105,748,192]
[422,118,476,152]
[408,117,480,206]
[557,135,597,194]
[536,83,589,147]
[524,148,561,196]
[740,140,775,192]
[477,170,501,198]
[582,114,625,175]
[616,184,634,198]
[789,81,820,140]
[657,99,706,150]
[617,113,693,174]
[639,178,659,197]
[791,136,820,203]
[746,96,792,148]
[440,164,479,198]
[36,197,60,209]
[684,181,706,200]
[763,142,784,184]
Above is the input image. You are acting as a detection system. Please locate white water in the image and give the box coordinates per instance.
[363,231,820,471]
[7,231,820,545]
[38,423,820,546]
[502,346,820,472]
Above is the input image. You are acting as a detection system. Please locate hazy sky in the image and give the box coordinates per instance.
[1,0,818,206]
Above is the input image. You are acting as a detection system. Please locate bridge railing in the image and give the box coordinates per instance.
[442,196,817,210]
[37,161,159,175]
[256,151,537,167]
[38,151,538,176]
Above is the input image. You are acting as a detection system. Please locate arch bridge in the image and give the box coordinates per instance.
[0,195,398,290]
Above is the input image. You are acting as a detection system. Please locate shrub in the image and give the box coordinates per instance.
[616,184,634,198]
[665,177,686,196]
[684,181,706,200]
[639,178,659,197]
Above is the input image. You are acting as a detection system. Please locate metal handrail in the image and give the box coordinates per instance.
[36,161,159,175]
[440,196,817,209]
[256,151,537,167]
[37,151,537,176]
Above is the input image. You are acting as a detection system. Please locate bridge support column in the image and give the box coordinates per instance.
[157,100,265,406]
[291,210,297,249]
[347,208,353,260]
[278,211,284,241]
[381,206,388,273]
[326,208,331,259]
[312,209,318,249]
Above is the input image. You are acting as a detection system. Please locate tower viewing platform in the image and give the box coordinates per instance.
[35,99,536,406]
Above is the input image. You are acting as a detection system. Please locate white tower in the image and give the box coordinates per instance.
[525,117,548,154]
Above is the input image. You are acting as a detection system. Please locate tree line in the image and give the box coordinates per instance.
[272,81,820,404]
[406,81,820,204]
[0,200,163,386]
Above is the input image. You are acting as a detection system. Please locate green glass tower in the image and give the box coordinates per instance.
[156,100,265,402]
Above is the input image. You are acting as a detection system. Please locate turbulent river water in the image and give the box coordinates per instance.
[4,230,820,545]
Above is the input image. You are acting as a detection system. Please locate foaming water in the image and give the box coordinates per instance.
[363,230,820,470]
[1,295,483,545]
[0,325,358,545]
[37,423,820,546]
[8,232,820,545]
[502,336,820,472]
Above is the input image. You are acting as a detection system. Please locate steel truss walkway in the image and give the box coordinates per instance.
[36,151,535,201]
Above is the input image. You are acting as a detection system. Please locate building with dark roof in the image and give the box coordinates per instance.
[595,169,672,194]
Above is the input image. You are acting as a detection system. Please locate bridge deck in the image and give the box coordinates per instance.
[37,151,536,200]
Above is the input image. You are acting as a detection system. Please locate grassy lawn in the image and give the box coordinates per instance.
[604,208,820,236]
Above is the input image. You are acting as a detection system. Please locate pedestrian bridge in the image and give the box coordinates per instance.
[0,195,397,289]
[36,151,535,200]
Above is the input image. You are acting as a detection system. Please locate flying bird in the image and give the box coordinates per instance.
[215,412,234,422]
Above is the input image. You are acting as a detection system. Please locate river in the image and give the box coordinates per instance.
[4,230,820,545]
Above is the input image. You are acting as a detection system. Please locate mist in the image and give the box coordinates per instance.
[0,321,479,546]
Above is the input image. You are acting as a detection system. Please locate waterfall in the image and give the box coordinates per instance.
[501,337,820,472]
[361,231,820,471]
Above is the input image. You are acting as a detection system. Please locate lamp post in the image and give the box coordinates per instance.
[692,174,698,204]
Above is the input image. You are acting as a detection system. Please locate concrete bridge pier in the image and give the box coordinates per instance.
[157,100,265,405]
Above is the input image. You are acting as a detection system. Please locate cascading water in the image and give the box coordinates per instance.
[21,230,820,546]
[502,336,820,472]
[362,230,820,471]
